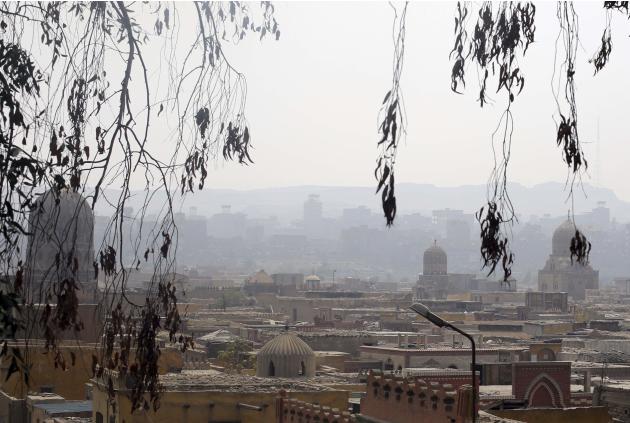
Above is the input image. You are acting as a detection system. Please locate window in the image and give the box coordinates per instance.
[268,360,275,376]
[95,412,103,423]
[298,361,305,376]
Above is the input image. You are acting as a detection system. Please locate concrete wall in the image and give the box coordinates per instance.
[523,322,573,337]
[0,390,25,423]
[360,347,519,372]
[300,335,376,357]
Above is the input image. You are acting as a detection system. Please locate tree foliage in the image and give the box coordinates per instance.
[0,0,279,412]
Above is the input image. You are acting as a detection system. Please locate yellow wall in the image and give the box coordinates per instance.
[490,407,611,423]
[93,382,349,423]
[447,293,472,301]
[439,312,475,322]
[0,345,96,400]
[0,344,183,400]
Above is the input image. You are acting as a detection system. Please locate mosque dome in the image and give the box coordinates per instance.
[552,219,578,257]
[305,274,320,282]
[256,331,315,378]
[25,189,95,294]
[423,241,447,276]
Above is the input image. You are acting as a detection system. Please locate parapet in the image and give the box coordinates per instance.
[360,370,473,423]
[277,393,356,423]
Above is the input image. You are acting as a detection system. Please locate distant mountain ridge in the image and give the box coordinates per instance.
[122,181,629,223]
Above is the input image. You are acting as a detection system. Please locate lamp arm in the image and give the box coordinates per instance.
[444,322,477,423]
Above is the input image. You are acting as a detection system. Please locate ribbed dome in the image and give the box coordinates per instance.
[552,219,577,257]
[423,241,447,275]
[258,332,314,357]
[256,332,315,378]
[305,274,320,281]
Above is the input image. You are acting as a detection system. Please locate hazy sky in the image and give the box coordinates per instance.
[187,2,630,201]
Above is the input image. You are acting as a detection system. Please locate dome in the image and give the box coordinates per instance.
[423,241,447,275]
[552,219,578,257]
[256,332,315,378]
[25,189,95,295]
[247,269,273,284]
[305,274,320,281]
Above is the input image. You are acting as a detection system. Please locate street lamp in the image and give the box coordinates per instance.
[410,303,477,423]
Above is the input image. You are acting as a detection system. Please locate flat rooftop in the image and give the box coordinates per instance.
[159,370,353,392]
[360,345,526,353]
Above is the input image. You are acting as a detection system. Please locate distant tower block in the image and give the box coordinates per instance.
[303,194,322,222]
[25,189,96,301]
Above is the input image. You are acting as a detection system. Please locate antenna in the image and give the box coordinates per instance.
[581,117,600,187]
[597,117,601,188]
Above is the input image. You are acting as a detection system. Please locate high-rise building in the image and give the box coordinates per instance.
[303,194,323,223]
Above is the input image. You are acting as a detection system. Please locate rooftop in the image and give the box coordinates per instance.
[159,371,349,392]
[33,401,92,416]
[360,344,525,353]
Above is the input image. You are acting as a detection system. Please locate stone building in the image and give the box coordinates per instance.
[525,292,568,314]
[416,242,475,300]
[304,274,321,291]
[416,242,449,299]
[93,370,348,423]
[359,345,524,372]
[256,332,316,378]
[25,189,97,302]
[538,219,599,300]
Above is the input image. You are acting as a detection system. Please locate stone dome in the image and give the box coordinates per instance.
[256,332,315,378]
[305,274,320,281]
[552,219,578,257]
[25,189,95,294]
[423,241,447,275]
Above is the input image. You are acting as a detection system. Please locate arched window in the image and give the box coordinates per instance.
[268,360,275,376]
[539,348,556,361]
[299,361,306,376]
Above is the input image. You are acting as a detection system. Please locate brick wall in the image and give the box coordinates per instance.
[359,371,473,423]
[277,395,356,423]
[512,362,570,408]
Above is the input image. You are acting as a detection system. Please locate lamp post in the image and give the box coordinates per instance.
[410,303,477,423]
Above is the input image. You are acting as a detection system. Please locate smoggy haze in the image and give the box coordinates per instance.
[187,2,630,201]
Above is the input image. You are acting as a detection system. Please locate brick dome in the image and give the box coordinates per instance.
[552,219,577,257]
[423,241,447,275]
[256,332,315,378]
